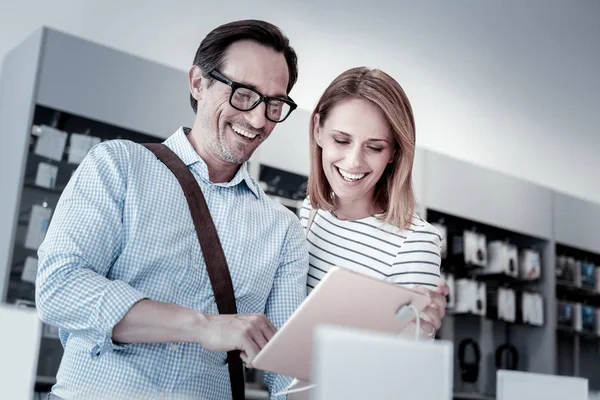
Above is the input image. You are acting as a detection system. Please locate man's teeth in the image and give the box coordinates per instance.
[338,168,365,181]
[231,125,257,139]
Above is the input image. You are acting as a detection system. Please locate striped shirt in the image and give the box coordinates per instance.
[36,127,308,400]
[299,198,442,293]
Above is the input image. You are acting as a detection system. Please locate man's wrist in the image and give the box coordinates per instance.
[178,309,209,343]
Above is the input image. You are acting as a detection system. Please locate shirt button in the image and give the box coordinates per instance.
[158,392,165,397]
[90,345,101,360]
[171,343,179,351]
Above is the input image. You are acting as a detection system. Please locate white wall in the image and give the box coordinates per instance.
[1,0,599,202]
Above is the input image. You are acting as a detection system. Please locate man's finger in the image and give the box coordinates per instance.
[259,322,276,344]
[262,316,278,336]
[240,352,255,369]
[251,327,269,350]
[241,335,261,365]
[247,314,277,336]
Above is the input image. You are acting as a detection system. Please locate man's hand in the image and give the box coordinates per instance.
[198,313,277,366]
[111,300,277,366]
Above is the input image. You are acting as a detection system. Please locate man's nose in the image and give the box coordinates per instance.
[245,102,268,130]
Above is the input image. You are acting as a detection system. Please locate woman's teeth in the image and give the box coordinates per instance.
[338,168,366,181]
[231,124,257,139]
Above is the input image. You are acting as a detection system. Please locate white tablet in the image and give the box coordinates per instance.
[252,266,431,381]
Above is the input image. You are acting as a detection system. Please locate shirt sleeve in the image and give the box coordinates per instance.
[262,215,309,399]
[389,222,442,289]
[298,197,311,231]
[36,141,148,356]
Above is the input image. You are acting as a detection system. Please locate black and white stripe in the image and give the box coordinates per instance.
[300,198,442,293]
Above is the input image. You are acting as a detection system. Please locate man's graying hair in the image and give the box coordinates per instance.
[189,19,299,113]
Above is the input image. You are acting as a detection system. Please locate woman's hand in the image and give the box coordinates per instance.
[402,279,450,339]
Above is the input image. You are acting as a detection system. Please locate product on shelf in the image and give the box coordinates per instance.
[486,286,517,322]
[557,301,575,329]
[556,255,576,284]
[581,305,596,332]
[458,338,481,384]
[485,241,519,277]
[455,279,486,316]
[521,292,544,326]
[441,272,455,309]
[451,230,487,268]
[431,222,448,259]
[580,262,596,290]
[499,287,517,323]
[519,248,542,281]
[495,343,519,371]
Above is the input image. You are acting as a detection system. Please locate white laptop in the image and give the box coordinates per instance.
[496,370,588,400]
[311,325,454,400]
[0,304,42,400]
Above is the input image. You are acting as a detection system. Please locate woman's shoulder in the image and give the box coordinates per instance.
[301,196,312,209]
[299,196,315,230]
[370,213,442,242]
[407,213,443,242]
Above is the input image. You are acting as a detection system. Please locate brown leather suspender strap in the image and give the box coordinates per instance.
[142,143,245,400]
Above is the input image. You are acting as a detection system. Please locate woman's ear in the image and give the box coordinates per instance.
[313,113,323,147]
[189,65,204,103]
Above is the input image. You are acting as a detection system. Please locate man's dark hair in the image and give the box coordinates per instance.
[189,19,299,113]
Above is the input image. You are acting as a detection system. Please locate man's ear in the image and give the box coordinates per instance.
[189,65,204,103]
[313,113,323,146]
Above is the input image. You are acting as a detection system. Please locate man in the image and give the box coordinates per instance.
[37,20,307,400]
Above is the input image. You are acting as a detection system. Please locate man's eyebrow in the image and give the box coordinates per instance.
[240,81,288,99]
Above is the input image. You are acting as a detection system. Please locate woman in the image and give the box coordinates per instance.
[300,67,448,339]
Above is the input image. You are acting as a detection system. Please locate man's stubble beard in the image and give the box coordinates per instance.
[200,110,246,164]
[206,130,242,164]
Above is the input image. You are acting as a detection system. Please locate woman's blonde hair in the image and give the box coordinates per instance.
[308,67,417,229]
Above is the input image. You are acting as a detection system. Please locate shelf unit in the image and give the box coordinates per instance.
[428,208,547,398]
[552,193,600,391]
[0,26,193,301]
[411,149,600,398]
[411,150,556,399]
[258,163,307,217]
[0,26,192,394]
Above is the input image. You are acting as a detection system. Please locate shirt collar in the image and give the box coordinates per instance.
[163,127,260,198]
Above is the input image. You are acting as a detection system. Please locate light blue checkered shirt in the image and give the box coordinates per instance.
[36,127,309,400]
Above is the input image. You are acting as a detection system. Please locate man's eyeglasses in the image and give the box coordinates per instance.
[209,70,297,123]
